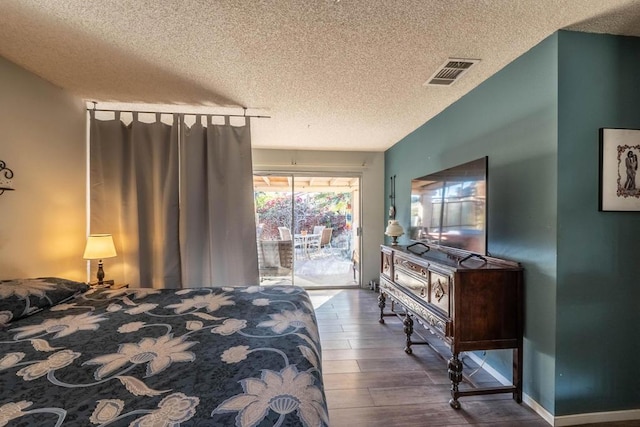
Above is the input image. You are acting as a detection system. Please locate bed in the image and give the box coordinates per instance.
[0,278,328,426]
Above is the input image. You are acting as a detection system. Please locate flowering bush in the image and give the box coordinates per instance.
[255,192,351,242]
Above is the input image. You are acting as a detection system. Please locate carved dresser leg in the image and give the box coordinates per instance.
[448,353,463,409]
[403,313,414,354]
[378,292,386,324]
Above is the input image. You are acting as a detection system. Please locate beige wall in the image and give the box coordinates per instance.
[252,149,385,286]
[0,56,86,281]
[0,58,384,284]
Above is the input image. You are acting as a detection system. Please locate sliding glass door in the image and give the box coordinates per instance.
[253,173,360,288]
[254,175,294,285]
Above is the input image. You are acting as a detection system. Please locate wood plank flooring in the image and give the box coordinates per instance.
[308,288,640,427]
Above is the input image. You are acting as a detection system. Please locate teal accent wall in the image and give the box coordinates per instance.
[386,30,640,418]
[556,31,640,415]
[385,34,559,412]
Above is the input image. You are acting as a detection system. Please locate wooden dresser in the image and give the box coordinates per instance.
[379,243,523,409]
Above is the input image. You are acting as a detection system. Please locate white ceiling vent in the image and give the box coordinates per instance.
[424,58,480,87]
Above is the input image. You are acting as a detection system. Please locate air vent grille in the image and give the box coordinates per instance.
[424,58,480,87]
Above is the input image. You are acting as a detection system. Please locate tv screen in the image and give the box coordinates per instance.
[410,156,487,255]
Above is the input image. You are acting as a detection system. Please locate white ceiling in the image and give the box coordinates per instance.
[1,1,640,152]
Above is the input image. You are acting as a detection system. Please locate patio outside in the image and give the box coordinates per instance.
[254,174,360,288]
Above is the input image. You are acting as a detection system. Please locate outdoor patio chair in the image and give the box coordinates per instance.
[313,225,325,235]
[278,227,292,241]
[320,227,333,248]
[307,233,322,252]
[280,226,306,258]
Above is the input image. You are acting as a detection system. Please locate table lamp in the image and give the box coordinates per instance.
[83,234,117,285]
[385,220,404,246]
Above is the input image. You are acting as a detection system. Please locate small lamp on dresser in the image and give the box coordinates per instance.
[385,220,404,246]
[83,234,117,285]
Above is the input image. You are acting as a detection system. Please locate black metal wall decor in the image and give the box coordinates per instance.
[0,160,15,195]
[388,175,396,219]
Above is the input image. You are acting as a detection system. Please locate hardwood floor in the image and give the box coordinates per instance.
[308,288,640,427]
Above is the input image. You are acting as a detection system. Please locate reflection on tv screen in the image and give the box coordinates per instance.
[410,157,487,254]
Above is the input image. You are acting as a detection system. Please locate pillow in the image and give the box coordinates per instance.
[0,277,90,326]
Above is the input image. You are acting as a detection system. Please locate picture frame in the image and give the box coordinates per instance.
[599,128,640,211]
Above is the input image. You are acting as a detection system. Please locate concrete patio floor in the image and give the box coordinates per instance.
[260,247,358,288]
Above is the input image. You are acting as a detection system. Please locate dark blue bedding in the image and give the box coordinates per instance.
[0,285,328,426]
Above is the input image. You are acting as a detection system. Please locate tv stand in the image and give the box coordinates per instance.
[379,244,523,409]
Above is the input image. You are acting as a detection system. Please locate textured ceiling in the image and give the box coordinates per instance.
[1,1,640,151]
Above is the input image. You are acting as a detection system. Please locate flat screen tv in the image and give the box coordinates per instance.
[410,156,487,255]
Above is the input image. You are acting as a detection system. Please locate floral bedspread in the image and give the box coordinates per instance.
[0,285,328,426]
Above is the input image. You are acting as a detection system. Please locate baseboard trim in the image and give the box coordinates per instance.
[554,409,640,426]
[464,353,555,424]
[464,353,640,426]
[522,393,554,426]
[522,392,640,426]
[464,352,553,425]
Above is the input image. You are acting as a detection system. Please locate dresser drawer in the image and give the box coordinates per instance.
[381,250,393,279]
[394,256,428,279]
[394,269,428,301]
[379,276,394,294]
[429,272,450,316]
[380,276,451,338]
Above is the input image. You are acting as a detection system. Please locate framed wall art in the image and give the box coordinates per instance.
[599,128,640,211]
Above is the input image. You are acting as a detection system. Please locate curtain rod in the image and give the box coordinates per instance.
[87,103,270,119]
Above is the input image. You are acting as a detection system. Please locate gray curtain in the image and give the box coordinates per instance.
[89,111,258,288]
[180,116,259,287]
[90,111,181,288]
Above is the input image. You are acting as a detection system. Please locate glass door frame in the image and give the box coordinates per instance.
[253,170,362,288]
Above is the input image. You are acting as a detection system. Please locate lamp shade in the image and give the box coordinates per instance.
[385,220,404,237]
[83,234,117,260]
[385,220,404,245]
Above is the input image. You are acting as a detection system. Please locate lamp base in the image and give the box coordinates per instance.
[90,279,114,287]
[391,236,400,245]
[96,260,105,285]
